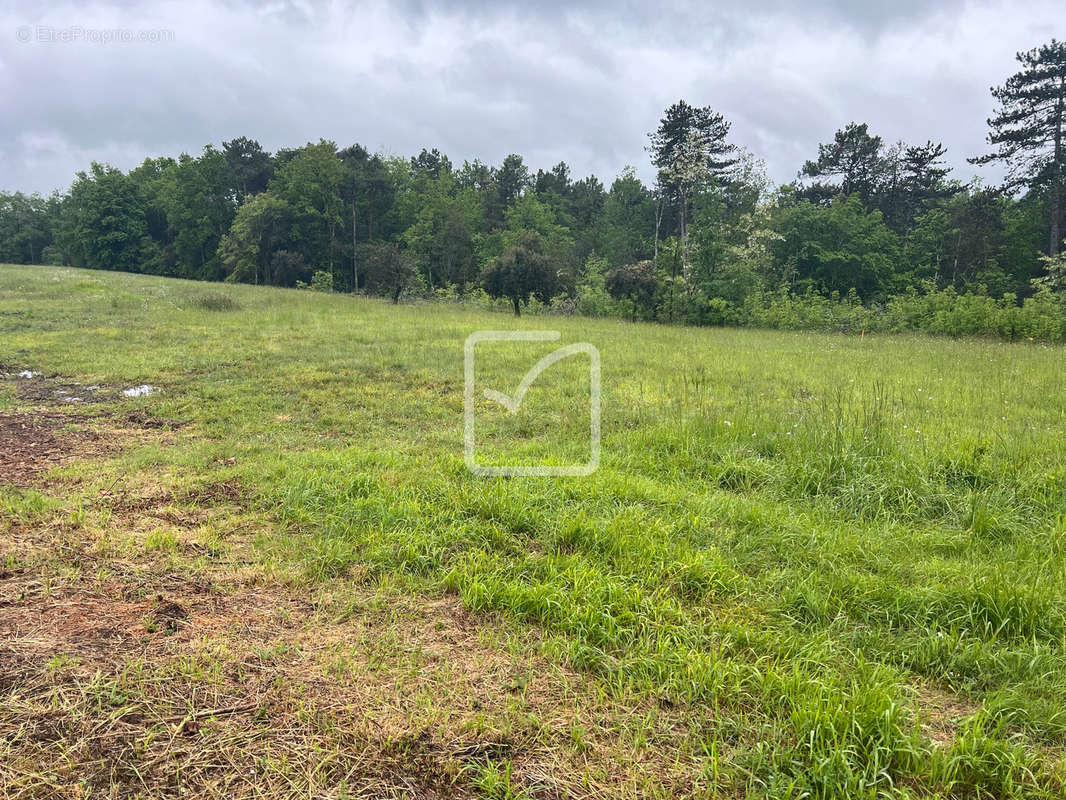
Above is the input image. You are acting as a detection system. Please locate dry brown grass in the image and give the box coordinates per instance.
[0,558,726,799]
[913,684,979,749]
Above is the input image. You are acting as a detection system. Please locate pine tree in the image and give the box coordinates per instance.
[800,122,885,204]
[896,141,958,229]
[648,101,736,276]
[970,39,1066,255]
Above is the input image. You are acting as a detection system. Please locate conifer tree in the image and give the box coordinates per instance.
[971,40,1066,255]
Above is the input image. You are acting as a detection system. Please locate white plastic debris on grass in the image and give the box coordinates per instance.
[18,370,40,378]
[123,384,157,398]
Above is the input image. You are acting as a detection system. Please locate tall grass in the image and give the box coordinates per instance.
[3,263,1065,796]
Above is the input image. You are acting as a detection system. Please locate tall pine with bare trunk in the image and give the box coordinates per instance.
[648,101,736,277]
[971,39,1066,256]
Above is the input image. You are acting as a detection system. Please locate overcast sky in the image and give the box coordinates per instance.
[0,0,1061,195]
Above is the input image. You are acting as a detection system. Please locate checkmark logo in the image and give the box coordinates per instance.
[464,331,601,477]
[482,342,594,414]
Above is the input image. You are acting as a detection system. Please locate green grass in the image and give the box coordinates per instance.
[2,263,1066,798]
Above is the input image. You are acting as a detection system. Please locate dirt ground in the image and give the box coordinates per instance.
[0,411,100,486]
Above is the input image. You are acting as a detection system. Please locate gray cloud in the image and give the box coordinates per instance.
[0,0,1060,195]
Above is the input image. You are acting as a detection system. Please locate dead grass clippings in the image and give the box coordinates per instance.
[0,568,717,799]
[915,683,978,747]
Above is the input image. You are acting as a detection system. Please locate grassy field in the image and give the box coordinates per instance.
[2,263,1065,799]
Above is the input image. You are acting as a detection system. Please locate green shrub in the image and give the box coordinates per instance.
[738,284,1066,342]
[309,270,334,292]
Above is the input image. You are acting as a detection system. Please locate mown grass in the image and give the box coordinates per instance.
[2,263,1066,798]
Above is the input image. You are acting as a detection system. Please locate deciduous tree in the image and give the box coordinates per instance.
[360,241,419,302]
[269,140,344,279]
[223,137,274,205]
[218,191,293,285]
[481,231,558,315]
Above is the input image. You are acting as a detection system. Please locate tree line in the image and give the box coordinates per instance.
[2,39,1065,333]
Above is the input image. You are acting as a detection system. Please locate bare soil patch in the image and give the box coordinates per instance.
[12,375,119,405]
[0,409,178,489]
[2,371,169,414]
[0,412,102,486]
[0,369,186,489]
